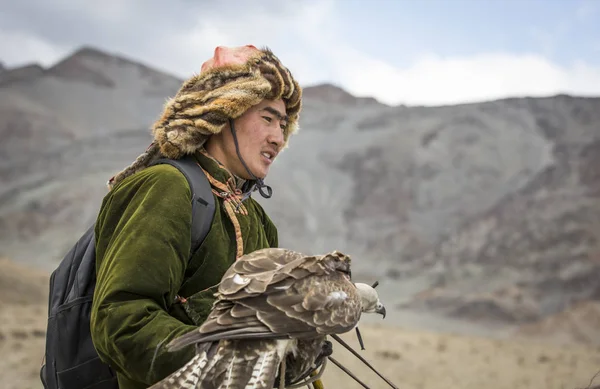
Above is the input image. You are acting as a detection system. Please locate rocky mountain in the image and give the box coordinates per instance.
[0,63,44,86]
[390,96,600,333]
[0,47,182,269]
[1,46,599,342]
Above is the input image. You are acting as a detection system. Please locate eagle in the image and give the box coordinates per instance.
[148,248,386,389]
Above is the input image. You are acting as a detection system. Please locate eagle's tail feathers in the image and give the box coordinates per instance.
[243,342,283,389]
[215,349,253,389]
[147,352,205,389]
[153,340,285,389]
[197,343,228,387]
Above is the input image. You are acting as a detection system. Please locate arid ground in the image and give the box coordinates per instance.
[2,258,599,389]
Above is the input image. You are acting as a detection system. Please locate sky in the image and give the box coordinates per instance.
[0,0,599,106]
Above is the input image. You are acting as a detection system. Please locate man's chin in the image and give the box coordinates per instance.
[233,166,265,180]
[254,167,269,180]
[255,172,268,180]
[239,166,266,181]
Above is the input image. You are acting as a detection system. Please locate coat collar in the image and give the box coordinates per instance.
[194,149,257,197]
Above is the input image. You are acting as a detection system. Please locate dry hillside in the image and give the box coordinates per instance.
[0,258,49,389]
[1,257,599,389]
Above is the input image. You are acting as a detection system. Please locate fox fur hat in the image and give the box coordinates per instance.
[107,45,302,190]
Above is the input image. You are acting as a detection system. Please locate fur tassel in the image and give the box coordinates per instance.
[107,141,162,190]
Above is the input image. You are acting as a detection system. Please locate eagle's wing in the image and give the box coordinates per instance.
[151,249,360,389]
[168,248,360,350]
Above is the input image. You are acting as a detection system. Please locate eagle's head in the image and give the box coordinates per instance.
[354,282,386,319]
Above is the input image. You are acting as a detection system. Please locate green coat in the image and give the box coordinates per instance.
[90,151,278,389]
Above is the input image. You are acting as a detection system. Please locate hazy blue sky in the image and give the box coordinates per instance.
[338,0,599,66]
[0,0,598,105]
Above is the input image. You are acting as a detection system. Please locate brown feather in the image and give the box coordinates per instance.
[160,248,365,388]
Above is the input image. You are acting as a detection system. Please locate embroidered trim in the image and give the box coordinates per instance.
[198,163,247,259]
[223,201,244,259]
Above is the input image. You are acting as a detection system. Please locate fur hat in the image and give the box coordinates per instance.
[107,45,302,190]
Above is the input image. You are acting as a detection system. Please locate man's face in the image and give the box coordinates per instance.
[208,99,287,180]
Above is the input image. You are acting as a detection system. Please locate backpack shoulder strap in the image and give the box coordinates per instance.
[151,154,216,257]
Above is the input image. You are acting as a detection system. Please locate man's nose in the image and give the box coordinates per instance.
[267,126,284,149]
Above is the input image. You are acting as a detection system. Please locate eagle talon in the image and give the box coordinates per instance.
[320,340,333,358]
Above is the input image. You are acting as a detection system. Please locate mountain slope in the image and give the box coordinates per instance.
[395,96,600,333]
[1,46,599,342]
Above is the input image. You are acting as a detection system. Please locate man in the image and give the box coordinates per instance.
[90,45,303,389]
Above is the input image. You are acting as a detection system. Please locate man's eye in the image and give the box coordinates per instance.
[262,116,272,123]
[280,124,287,131]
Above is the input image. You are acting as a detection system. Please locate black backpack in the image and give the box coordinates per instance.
[40,155,216,389]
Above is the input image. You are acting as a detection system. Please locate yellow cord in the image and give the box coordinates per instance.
[310,369,325,389]
[312,379,325,389]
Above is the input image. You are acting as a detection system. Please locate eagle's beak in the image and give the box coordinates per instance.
[376,305,386,319]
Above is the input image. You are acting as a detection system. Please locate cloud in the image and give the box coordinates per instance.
[280,1,600,106]
[0,0,599,107]
[0,0,336,78]
[159,0,340,81]
[329,50,600,106]
[0,29,71,67]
